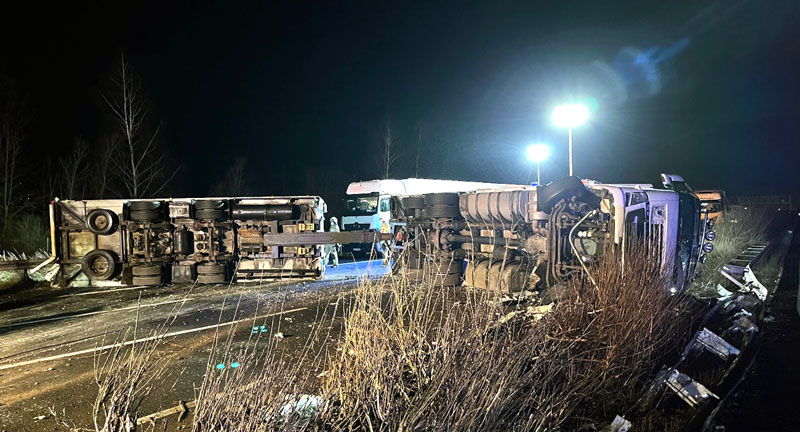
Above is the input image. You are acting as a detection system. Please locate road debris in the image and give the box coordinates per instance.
[655,368,719,407]
[600,415,632,432]
[682,327,741,361]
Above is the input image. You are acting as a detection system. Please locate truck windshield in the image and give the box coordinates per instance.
[344,195,379,216]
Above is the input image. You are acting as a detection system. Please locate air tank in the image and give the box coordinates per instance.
[174,229,193,255]
[232,205,299,220]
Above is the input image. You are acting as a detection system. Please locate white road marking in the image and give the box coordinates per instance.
[0,307,308,371]
[61,285,153,297]
[0,298,189,328]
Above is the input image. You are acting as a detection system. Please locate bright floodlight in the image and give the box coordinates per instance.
[551,103,590,128]
[526,143,550,162]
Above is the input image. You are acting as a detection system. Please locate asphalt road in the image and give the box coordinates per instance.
[0,260,387,431]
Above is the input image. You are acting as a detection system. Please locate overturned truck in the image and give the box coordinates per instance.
[394,174,715,295]
[46,196,385,287]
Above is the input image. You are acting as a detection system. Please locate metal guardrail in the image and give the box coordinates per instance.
[721,242,770,277]
[0,259,46,272]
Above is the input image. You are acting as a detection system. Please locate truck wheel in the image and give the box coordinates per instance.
[132,264,162,276]
[129,210,163,222]
[402,197,425,209]
[133,275,163,286]
[424,205,461,218]
[130,201,162,211]
[195,209,227,221]
[404,268,425,282]
[424,193,459,206]
[194,200,227,221]
[86,208,117,235]
[537,176,589,212]
[437,272,462,286]
[195,200,226,209]
[197,273,226,284]
[129,201,163,222]
[197,262,226,274]
[82,249,118,280]
[434,259,462,274]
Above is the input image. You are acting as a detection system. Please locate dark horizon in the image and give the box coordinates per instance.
[2,1,799,209]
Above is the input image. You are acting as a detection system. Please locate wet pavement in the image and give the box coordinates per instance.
[0,260,387,431]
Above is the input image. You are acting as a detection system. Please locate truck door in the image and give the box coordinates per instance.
[378,195,392,230]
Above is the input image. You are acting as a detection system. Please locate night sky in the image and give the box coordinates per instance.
[2,1,799,214]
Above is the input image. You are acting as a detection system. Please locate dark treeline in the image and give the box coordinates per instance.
[0,55,184,253]
[0,54,411,254]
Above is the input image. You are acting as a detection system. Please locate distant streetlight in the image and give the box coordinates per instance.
[526,143,550,186]
[551,103,590,176]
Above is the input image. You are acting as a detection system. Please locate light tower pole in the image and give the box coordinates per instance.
[551,103,589,176]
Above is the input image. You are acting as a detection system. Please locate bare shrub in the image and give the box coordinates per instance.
[314,246,688,430]
[91,301,177,432]
[187,246,687,431]
[191,302,339,431]
[3,213,48,253]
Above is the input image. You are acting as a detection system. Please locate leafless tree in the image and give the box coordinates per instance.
[101,54,177,198]
[93,134,118,198]
[210,157,249,196]
[0,77,30,234]
[377,120,401,179]
[60,136,90,199]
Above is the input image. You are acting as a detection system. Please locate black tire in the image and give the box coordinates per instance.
[537,176,590,212]
[129,210,163,222]
[197,262,226,274]
[130,201,162,211]
[133,275,163,286]
[197,273,226,284]
[195,209,227,221]
[82,249,117,280]
[434,259,463,274]
[424,205,461,218]
[437,272,462,286]
[132,265,162,276]
[195,200,226,210]
[86,208,117,235]
[404,268,425,282]
[402,197,425,209]
[424,193,459,206]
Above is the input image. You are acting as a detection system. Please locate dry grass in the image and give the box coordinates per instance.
[689,207,772,298]
[92,312,169,431]
[189,245,689,431]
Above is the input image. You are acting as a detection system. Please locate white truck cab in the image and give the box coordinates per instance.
[342,178,511,256]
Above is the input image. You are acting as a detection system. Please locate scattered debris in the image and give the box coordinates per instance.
[177,400,189,422]
[657,368,719,407]
[683,327,741,361]
[600,415,632,432]
[279,394,324,419]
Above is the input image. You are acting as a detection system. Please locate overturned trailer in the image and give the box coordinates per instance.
[45,196,385,287]
[393,174,715,295]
